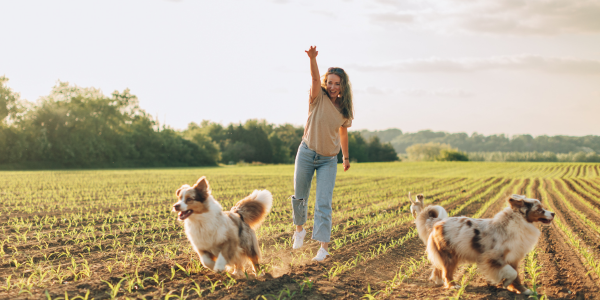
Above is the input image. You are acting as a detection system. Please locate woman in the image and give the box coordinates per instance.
[291,45,354,261]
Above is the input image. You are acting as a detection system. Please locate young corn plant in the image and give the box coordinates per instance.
[448,264,477,300]
[190,280,205,298]
[298,278,313,295]
[381,257,428,296]
[361,284,381,300]
[101,278,126,300]
[205,276,222,294]
[524,249,544,299]
[2,275,12,291]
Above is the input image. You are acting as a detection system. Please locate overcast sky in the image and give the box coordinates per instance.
[2,0,599,136]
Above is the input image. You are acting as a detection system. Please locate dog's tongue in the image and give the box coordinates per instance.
[178,211,183,217]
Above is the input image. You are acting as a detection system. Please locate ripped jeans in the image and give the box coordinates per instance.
[291,141,338,243]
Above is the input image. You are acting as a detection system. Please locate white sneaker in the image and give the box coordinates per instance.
[312,247,330,262]
[292,229,306,249]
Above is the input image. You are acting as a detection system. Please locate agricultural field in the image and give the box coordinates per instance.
[1,162,600,300]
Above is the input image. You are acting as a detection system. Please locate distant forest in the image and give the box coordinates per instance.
[3,77,598,169]
[0,78,397,169]
[359,129,600,155]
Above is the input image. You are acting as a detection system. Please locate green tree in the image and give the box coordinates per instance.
[182,122,221,164]
[406,142,452,161]
[337,132,369,162]
[0,76,25,124]
[271,123,304,161]
[367,136,399,162]
[0,81,217,168]
[269,132,293,163]
[437,149,469,161]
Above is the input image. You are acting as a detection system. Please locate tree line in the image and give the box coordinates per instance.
[360,128,600,154]
[403,142,600,162]
[0,78,398,169]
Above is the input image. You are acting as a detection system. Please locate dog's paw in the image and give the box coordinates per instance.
[443,284,461,289]
[213,262,227,272]
[522,289,532,296]
[214,254,227,272]
[213,266,226,273]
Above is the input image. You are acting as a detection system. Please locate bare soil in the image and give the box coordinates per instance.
[3,177,600,300]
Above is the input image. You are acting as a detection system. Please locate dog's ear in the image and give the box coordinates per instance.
[175,184,190,198]
[407,192,415,205]
[416,194,424,204]
[193,176,210,199]
[508,194,526,208]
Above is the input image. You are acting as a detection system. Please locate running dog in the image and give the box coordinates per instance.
[172,176,272,275]
[408,192,448,245]
[427,194,554,295]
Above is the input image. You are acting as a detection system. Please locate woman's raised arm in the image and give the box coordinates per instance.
[305,46,321,103]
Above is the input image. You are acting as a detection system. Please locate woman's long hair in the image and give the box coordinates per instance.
[321,67,354,120]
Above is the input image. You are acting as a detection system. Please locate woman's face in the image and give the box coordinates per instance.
[326,74,341,99]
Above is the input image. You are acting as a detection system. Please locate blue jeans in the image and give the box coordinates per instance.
[291,141,338,243]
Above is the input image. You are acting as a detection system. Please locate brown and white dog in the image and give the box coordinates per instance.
[172,176,272,275]
[427,194,554,295]
[409,192,448,245]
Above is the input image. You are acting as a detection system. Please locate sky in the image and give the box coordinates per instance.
[2,0,599,136]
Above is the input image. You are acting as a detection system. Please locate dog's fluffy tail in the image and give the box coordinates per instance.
[230,190,273,230]
[426,223,448,270]
[416,205,448,245]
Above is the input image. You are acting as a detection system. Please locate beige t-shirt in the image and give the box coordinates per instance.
[302,89,352,156]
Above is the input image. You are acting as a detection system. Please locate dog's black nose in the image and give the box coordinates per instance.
[551,212,555,217]
[173,204,181,211]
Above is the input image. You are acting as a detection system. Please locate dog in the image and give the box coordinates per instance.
[172,176,272,275]
[427,194,554,295]
[408,192,448,245]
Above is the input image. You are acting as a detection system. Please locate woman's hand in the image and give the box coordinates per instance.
[343,159,350,172]
[305,46,318,59]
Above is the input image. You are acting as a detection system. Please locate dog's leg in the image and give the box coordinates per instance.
[430,268,444,285]
[199,251,216,270]
[249,253,260,276]
[498,264,518,288]
[506,262,531,295]
[214,240,237,273]
[442,260,459,289]
[231,264,242,276]
[214,253,227,272]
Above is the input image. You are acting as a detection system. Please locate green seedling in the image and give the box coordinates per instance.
[101,278,126,300]
[361,284,381,300]
[2,275,12,291]
[224,273,237,289]
[174,262,190,277]
[205,276,221,294]
[190,280,204,298]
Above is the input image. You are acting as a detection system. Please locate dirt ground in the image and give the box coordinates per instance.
[2,173,600,299]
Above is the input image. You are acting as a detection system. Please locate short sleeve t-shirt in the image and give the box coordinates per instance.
[302,89,352,157]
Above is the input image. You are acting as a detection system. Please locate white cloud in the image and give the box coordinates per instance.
[270,88,288,93]
[356,86,473,97]
[351,55,600,74]
[369,12,415,24]
[398,88,474,97]
[371,0,600,35]
[311,10,337,18]
[355,86,393,94]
